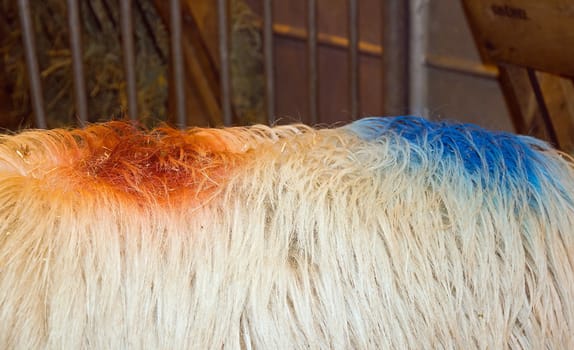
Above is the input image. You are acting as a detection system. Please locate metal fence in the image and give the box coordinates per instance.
[16,0,408,129]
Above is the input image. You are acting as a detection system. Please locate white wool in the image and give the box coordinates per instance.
[0,122,573,349]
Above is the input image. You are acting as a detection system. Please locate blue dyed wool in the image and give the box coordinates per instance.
[346,116,554,191]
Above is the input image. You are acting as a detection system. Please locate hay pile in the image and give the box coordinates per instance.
[1,0,169,129]
[0,0,264,129]
[230,0,265,126]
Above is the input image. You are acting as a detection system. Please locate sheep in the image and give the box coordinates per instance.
[0,116,573,349]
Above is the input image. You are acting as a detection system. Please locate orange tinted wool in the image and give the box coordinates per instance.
[67,122,243,202]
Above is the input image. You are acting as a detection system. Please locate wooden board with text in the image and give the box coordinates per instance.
[462,0,574,77]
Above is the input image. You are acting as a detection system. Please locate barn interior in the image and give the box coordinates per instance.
[0,0,572,153]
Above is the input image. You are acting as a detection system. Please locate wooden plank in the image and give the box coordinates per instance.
[497,64,574,151]
[537,72,574,152]
[497,64,550,140]
[425,54,498,79]
[270,23,382,56]
[462,0,574,77]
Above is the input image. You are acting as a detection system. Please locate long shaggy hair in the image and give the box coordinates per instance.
[0,116,573,349]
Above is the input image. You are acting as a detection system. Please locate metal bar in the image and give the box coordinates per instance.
[527,68,559,147]
[66,0,89,125]
[17,0,47,128]
[382,0,408,115]
[348,0,359,119]
[307,0,318,125]
[218,0,232,126]
[263,0,275,125]
[170,0,187,128]
[120,0,138,122]
[409,0,429,116]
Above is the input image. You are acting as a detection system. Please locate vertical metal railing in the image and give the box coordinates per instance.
[307,0,318,125]
[382,0,409,115]
[263,0,275,125]
[218,0,233,126]
[16,0,376,129]
[120,0,138,122]
[17,0,47,128]
[348,0,360,119]
[66,0,89,125]
[170,0,187,128]
[409,0,429,116]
